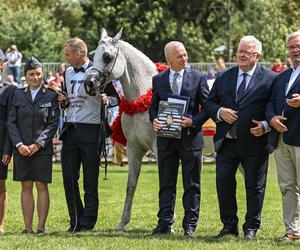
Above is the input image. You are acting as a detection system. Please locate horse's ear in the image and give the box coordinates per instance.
[114,28,123,41]
[100,28,108,40]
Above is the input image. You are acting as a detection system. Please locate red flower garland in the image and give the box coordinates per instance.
[111,63,168,145]
[111,89,153,145]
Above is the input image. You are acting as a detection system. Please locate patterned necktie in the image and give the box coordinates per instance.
[171,72,179,95]
[237,73,248,101]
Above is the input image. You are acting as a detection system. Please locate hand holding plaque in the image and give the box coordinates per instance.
[157,101,185,139]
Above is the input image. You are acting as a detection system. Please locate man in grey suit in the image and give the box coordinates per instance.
[205,36,276,240]
[266,30,300,241]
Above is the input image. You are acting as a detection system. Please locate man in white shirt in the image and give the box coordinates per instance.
[266,30,300,241]
[58,38,119,233]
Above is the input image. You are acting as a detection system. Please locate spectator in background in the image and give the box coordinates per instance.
[5,45,22,84]
[45,71,55,84]
[285,57,293,68]
[19,76,27,88]
[58,63,65,77]
[271,58,286,73]
[215,58,226,72]
[4,74,18,87]
[110,80,126,166]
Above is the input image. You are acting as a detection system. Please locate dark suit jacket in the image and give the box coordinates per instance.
[8,85,59,155]
[0,85,15,156]
[204,65,276,154]
[266,67,300,149]
[149,68,209,151]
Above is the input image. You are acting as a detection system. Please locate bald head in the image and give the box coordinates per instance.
[164,41,188,71]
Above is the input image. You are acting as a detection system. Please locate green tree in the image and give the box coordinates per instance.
[0,4,70,61]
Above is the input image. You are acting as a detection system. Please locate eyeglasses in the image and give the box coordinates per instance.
[236,50,257,56]
[287,45,300,51]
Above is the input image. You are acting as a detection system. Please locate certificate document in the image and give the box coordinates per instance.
[157,101,185,139]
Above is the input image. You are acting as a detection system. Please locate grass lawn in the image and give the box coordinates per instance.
[0,155,299,249]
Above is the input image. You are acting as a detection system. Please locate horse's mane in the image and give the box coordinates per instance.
[118,40,157,94]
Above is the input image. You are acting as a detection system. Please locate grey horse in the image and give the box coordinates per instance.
[85,28,158,231]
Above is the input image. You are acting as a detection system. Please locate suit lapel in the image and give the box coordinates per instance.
[162,69,172,92]
[180,68,191,96]
[286,68,300,95]
[229,67,239,103]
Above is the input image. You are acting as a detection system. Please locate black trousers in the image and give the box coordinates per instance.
[61,126,100,229]
[157,139,202,231]
[216,139,268,232]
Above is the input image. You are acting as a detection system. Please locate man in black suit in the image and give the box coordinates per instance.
[266,30,300,241]
[149,41,209,237]
[204,36,276,240]
[58,38,119,232]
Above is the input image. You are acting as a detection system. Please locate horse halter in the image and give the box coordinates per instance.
[89,46,120,94]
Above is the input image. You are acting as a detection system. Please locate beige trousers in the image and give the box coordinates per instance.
[274,135,300,235]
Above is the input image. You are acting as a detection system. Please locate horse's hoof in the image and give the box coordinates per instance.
[113,226,127,233]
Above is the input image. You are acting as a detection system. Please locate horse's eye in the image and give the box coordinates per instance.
[103,52,113,64]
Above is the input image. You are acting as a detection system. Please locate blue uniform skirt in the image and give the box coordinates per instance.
[13,154,52,183]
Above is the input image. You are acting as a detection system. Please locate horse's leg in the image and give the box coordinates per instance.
[115,143,144,231]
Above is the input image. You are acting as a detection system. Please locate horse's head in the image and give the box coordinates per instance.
[84,28,125,96]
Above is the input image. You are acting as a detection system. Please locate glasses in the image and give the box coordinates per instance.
[287,45,300,51]
[236,50,257,56]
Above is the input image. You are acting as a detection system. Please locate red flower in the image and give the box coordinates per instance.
[155,62,169,72]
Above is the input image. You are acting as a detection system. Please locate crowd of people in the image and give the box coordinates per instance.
[0,30,300,243]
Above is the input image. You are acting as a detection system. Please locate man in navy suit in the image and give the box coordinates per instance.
[149,41,209,237]
[266,30,300,241]
[205,36,276,240]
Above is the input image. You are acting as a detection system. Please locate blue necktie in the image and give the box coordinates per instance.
[237,73,248,101]
[229,73,248,138]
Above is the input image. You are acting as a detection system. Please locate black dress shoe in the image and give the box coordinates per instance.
[21,229,34,235]
[244,229,256,240]
[215,227,239,238]
[184,228,195,238]
[152,225,174,235]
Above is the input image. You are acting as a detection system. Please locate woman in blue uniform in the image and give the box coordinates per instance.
[0,48,14,234]
[8,57,59,235]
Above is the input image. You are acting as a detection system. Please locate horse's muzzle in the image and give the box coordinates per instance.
[84,75,97,96]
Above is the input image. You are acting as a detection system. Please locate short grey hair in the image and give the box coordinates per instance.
[164,41,185,59]
[64,37,88,56]
[239,35,262,54]
[286,30,300,45]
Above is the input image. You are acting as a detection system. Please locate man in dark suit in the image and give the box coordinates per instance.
[204,36,276,240]
[266,30,300,241]
[58,38,119,232]
[149,41,209,237]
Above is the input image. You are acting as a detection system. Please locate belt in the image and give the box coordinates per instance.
[67,122,78,128]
